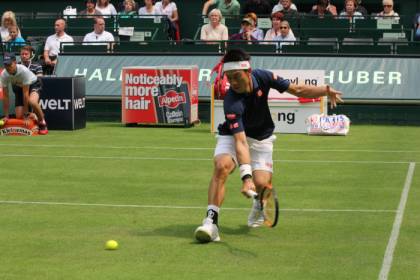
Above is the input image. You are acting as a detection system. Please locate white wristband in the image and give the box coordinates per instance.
[239,164,252,180]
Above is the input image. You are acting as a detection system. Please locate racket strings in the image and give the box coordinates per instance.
[261,189,279,227]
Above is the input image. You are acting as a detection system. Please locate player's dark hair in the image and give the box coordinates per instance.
[223,48,250,63]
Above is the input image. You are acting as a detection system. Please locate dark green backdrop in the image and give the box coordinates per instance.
[1,0,419,39]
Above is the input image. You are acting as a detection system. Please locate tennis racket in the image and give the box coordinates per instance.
[247,186,279,228]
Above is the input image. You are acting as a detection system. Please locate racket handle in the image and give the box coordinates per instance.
[246,190,258,198]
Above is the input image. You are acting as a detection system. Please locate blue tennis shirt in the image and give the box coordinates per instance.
[218,69,290,141]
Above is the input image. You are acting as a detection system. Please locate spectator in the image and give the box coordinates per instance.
[200,8,228,42]
[155,0,178,22]
[310,0,335,18]
[376,0,399,18]
[95,0,117,17]
[83,17,115,45]
[229,17,258,43]
[43,18,74,75]
[79,0,102,17]
[414,13,420,40]
[1,11,21,42]
[339,0,363,20]
[5,25,25,51]
[19,46,43,77]
[155,0,179,40]
[264,12,283,41]
[240,12,264,41]
[266,20,295,48]
[138,0,157,17]
[264,12,295,41]
[355,0,368,16]
[119,0,138,18]
[272,0,298,19]
[272,0,297,14]
[241,0,273,16]
[202,0,241,16]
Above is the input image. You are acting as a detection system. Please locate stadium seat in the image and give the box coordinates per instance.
[300,17,350,30]
[338,45,392,54]
[22,18,55,27]
[281,44,336,54]
[170,43,221,53]
[67,18,96,36]
[396,44,420,55]
[117,17,167,40]
[308,37,338,47]
[61,44,109,54]
[114,41,221,54]
[225,43,277,54]
[342,37,374,45]
[300,29,350,41]
[224,16,242,29]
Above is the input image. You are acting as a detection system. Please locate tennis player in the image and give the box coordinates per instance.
[1,52,48,135]
[194,48,343,243]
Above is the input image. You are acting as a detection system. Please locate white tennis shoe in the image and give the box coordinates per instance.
[194,217,220,243]
[248,199,264,227]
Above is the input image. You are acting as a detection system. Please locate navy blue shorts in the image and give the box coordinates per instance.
[12,80,42,107]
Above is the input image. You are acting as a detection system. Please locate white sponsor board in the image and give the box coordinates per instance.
[212,70,326,134]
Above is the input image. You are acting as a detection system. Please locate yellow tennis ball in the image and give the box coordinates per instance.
[0,120,4,127]
[105,240,118,250]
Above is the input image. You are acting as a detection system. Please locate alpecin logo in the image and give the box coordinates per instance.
[158,90,186,109]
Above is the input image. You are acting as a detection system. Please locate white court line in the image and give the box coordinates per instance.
[0,143,418,153]
[0,153,412,164]
[0,200,396,213]
[378,162,416,280]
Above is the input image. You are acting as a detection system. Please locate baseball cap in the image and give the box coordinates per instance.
[241,17,254,26]
[3,52,16,65]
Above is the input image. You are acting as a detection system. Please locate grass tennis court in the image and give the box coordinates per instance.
[0,123,419,280]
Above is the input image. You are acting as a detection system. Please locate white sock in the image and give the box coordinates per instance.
[207,205,219,213]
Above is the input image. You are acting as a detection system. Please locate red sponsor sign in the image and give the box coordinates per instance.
[121,66,199,125]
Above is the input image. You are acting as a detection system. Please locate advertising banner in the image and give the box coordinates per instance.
[212,70,326,134]
[56,55,420,100]
[39,77,86,130]
[121,66,199,125]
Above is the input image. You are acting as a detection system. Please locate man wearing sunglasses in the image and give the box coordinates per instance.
[377,0,399,18]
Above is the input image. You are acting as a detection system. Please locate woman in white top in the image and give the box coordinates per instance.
[0,11,21,42]
[138,0,157,16]
[200,8,228,41]
[96,0,118,16]
[376,0,399,18]
[272,0,298,13]
[155,0,178,23]
[339,0,364,20]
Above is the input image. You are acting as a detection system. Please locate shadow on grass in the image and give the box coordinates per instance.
[136,223,256,240]
[134,223,258,257]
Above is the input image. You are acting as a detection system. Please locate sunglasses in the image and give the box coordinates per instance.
[383,5,392,7]
[280,26,289,29]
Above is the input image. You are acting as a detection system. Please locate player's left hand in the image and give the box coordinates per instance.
[326,85,343,109]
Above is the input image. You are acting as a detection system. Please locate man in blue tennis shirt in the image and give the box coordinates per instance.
[195,48,343,243]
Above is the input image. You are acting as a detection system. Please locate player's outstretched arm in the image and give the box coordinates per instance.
[288,84,343,109]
